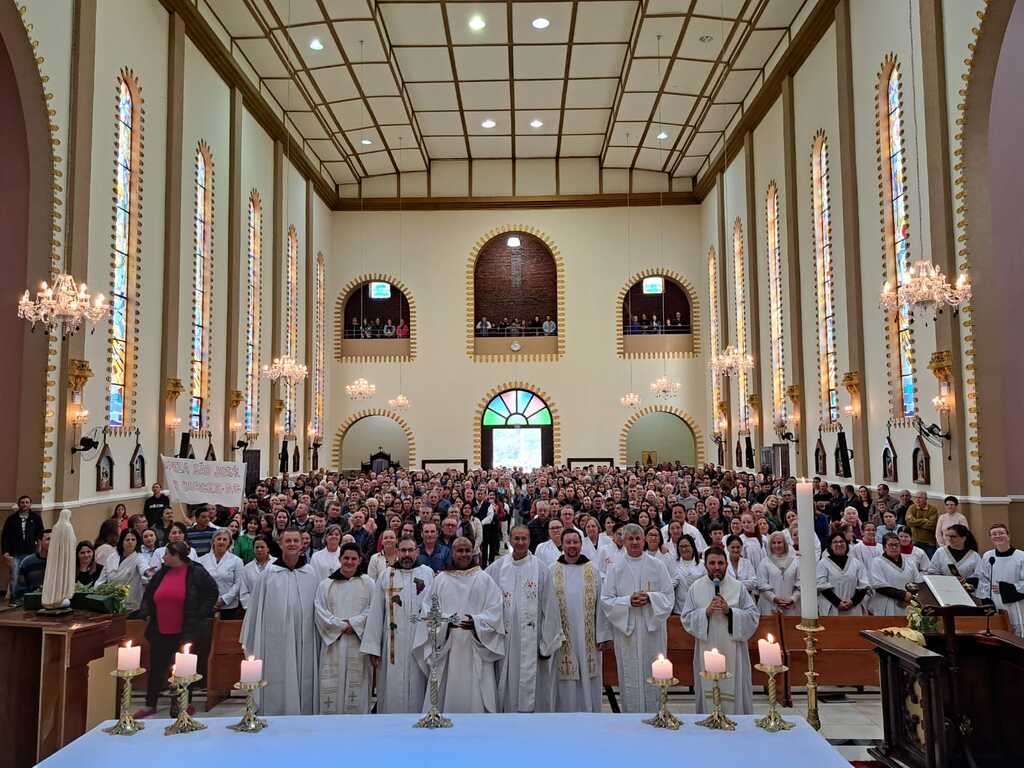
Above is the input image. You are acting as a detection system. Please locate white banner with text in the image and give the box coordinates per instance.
[160,455,245,507]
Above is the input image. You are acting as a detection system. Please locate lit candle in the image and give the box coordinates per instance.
[240,656,263,684]
[117,640,141,672]
[174,643,198,678]
[651,653,673,681]
[757,634,783,667]
[703,648,727,675]
[796,478,819,621]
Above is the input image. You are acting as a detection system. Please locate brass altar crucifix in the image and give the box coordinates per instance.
[411,592,459,728]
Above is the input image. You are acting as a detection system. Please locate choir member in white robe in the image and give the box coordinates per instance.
[680,546,760,715]
[311,525,343,581]
[485,526,560,712]
[412,537,505,713]
[928,524,981,587]
[660,503,708,553]
[597,524,625,575]
[725,535,758,597]
[198,530,244,614]
[600,524,674,713]
[239,538,275,610]
[785,524,821,561]
[672,535,706,613]
[977,523,1024,637]
[240,529,320,715]
[95,532,145,612]
[534,519,564,568]
[361,537,435,713]
[816,533,870,617]
[899,530,931,575]
[756,532,800,616]
[542,531,610,712]
[851,523,883,573]
[869,534,921,616]
[314,543,374,714]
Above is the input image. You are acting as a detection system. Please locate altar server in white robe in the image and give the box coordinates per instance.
[362,536,434,713]
[816,532,870,617]
[542,529,610,712]
[240,529,320,715]
[239,537,275,611]
[486,525,561,712]
[412,537,505,712]
[600,523,674,713]
[680,545,760,714]
[314,543,374,714]
[869,533,921,616]
[198,530,244,615]
[977,522,1024,636]
[725,535,758,597]
[660,503,708,553]
[672,535,706,612]
[928,524,981,587]
[534,519,564,568]
[311,525,342,581]
[851,522,883,573]
[756,532,800,616]
[596,523,625,575]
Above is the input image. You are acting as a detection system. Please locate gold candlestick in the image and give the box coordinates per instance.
[796,620,824,730]
[164,674,206,735]
[754,663,795,732]
[642,676,681,730]
[103,668,146,735]
[696,671,736,731]
[227,680,268,733]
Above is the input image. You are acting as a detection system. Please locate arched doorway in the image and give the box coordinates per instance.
[624,411,697,467]
[331,409,416,471]
[479,387,554,469]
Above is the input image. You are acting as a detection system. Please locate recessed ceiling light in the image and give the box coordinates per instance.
[532,17,550,29]
[507,236,521,247]
[469,15,486,31]
[699,34,714,43]
[481,118,496,129]
[657,131,669,141]
[530,118,543,129]
[361,137,373,146]
[309,38,324,51]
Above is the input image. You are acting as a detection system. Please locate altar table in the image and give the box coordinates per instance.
[39,712,848,768]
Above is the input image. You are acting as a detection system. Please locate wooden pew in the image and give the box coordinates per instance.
[124,619,149,693]
[205,618,245,711]
[781,615,896,691]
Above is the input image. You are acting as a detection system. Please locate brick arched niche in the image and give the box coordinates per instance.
[619,406,706,466]
[331,409,416,470]
[616,269,701,359]
[466,226,565,361]
[333,273,416,363]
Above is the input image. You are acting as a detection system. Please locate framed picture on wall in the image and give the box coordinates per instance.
[642,450,657,468]
[882,436,898,483]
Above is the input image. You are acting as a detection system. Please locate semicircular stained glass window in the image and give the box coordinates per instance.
[482,389,551,426]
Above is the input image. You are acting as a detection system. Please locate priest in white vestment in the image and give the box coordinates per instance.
[680,545,760,714]
[361,536,435,713]
[314,543,374,714]
[412,537,505,712]
[977,523,1024,636]
[600,523,674,713]
[485,525,561,712]
[240,529,320,715]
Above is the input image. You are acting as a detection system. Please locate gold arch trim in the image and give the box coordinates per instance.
[331,408,416,469]
[465,225,566,362]
[473,381,561,467]
[614,268,702,359]
[333,272,417,363]
[618,405,706,466]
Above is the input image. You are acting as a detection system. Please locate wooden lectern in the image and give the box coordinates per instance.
[863,582,1024,768]
[0,609,126,767]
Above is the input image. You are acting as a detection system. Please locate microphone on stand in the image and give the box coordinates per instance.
[985,556,996,636]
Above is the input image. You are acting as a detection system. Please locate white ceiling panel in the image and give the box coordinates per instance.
[360,150,396,174]
[603,146,636,167]
[446,3,509,46]
[289,111,330,139]
[559,134,604,156]
[333,21,387,60]
[609,121,648,145]
[756,0,805,28]
[685,131,719,155]
[469,135,512,157]
[511,3,573,44]
[516,135,558,157]
[466,110,512,135]
[353,62,400,96]
[417,111,465,136]
[617,92,657,121]
[513,45,567,80]
[424,136,467,158]
[459,81,511,110]
[368,96,410,124]
[206,0,265,36]
[562,108,611,134]
[715,69,760,103]
[574,1,638,43]
[514,109,561,134]
[569,44,628,77]
[322,0,373,19]
[395,47,454,81]
[407,82,460,110]
[635,147,672,170]
[313,65,360,102]
[625,58,669,92]
[379,3,447,45]
[673,155,705,177]
[267,0,322,26]
[635,17,685,58]
[565,78,618,108]
[514,80,564,109]
[454,46,509,81]
[666,59,714,94]
[657,93,697,124]
[692,0,747,19]
[732,29,786,69]
[392,146,427,171]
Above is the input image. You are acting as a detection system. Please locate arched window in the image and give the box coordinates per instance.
[244,191,262,435]
[312,252,325,437]
[878,57,917,420]
[108,71,142,428]
[284,226,298,435]
[480,388,553,469]
[732,219,749,428]
[708,248,722,417]
[190,142,213,431]
[765,182,786,426]
[811,132,838,424]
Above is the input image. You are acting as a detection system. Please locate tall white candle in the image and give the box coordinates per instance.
[703,648,727,675]
[240,656,263,684]
[117,640,141,672]
[651,654,673,681]
[174,643,198,678]
[796,479,819,621]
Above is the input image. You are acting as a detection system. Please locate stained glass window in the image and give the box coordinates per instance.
[190,145,213,431]
[880,61,917,419]
[732,220,749,428]
[812,134,839,423]
[481,390,552,426]
[284,227,298,435]
[313,253,325,436]
[245,192,261,434]
[766,182,786,424]
[708,248,722,416]
[109,74,140,428]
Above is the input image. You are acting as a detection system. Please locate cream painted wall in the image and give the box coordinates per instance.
[280,159,307,465]
[327,205,708,466]
[625,411,697,466]
[722,151,750,468]
[340,416,410,470]
[699,181,719,461]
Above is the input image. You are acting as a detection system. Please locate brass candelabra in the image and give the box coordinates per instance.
[796,620,824,730]
[696,671,736,731]
[103,668,146,736]
[165,673,205,735]
[227,680,268,733]
[642,677,681,730]
[754,663,795,732]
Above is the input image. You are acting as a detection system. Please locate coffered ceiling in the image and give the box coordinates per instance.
[203,0,810,187]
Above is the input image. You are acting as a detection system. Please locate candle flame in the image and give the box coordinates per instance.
[125,640,132,648]
[656,653,665,661]
[248,655,255,662]
[711,647,719,654]
[170,664,176,675]
[182,643,192,654]
[766,633,774,643]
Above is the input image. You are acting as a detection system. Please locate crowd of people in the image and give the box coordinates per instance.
[475,315,557,337]
[3,464,1023,720]
[344,316,410,339]
[623,312,691,335]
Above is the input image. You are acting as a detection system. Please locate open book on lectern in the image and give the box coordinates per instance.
[921,574,975,608]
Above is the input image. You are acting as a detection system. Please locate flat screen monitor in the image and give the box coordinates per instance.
[491,427,542,469]
[642,276,664,294]
[368,281,392,300]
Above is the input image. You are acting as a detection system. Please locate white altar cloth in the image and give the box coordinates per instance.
[40,713,848,768]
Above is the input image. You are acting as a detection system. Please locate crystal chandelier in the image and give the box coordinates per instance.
[880,262,971,314]
[649,375,680,399]
[346,377,376,399]
[620,391,641,409]
[709,345,754,378]
[262,356,308,382]
[388,393,410,410]
[17,273,109,336]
